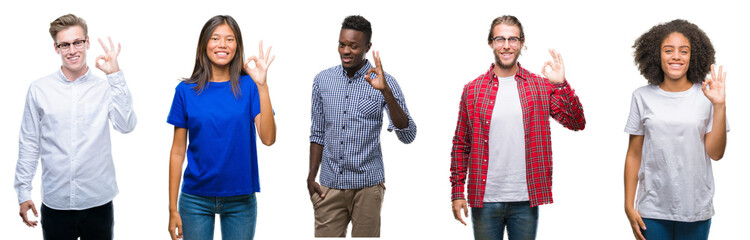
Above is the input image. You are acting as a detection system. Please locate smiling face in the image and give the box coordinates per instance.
[55,25,89,79]
[338,28,370,76]
[206,23,237,68]
[660,32,691,82]
[490,24,523,69]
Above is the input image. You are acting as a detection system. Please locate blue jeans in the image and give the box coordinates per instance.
[471,201,538,240]
[179,192,257,240]
[641,218,711,240]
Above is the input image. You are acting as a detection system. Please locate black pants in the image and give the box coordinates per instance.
[41,201,114,240]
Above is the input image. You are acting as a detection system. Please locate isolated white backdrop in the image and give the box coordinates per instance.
[1,0,746,239]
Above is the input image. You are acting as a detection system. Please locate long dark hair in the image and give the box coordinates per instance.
[185,15,245,97]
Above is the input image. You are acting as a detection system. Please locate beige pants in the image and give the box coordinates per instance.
[311,182,385,237]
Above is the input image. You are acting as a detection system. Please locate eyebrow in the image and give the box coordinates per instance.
[662,45,690,48]
[56,39,85,44]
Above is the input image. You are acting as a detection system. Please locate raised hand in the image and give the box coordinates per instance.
[95,37,121,74]
[541,49,565,84]
[244,41,275,87]
[702,64,726,105]
[365,51,389,91]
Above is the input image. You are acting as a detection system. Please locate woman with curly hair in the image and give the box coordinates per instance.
[623,19,728,240]
[166,15,276,240]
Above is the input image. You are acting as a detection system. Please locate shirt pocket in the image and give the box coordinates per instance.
[356,94,383,118]
[85,102,107,125]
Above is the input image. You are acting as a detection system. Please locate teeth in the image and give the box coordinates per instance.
[216,52,228,56]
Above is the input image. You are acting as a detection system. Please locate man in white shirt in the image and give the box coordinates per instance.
[14,14,136,240]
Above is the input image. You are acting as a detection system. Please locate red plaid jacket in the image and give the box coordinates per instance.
[450,63,585,208]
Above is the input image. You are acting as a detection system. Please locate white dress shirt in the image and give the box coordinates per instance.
[14,68,136,210]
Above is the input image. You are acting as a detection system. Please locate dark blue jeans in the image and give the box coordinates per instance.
[471,201,538,240]
[641,218,711,240]
[41,201,114,240]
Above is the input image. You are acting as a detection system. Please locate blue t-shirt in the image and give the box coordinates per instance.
[167,75,261,196]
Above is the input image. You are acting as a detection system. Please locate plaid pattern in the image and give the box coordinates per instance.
[310,60,416,190]
[451,63,585,208]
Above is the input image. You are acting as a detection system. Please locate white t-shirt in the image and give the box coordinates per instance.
[484,75,528,202]
[625,83,728,222]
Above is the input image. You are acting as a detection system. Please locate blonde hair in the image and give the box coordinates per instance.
[49,14,88,41]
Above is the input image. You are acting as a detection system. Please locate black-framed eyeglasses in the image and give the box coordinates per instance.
[56,39,87,51]
[492,36,523,46]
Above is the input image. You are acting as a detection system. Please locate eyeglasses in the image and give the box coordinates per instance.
[492,36,523,47]
[56,40,86,51]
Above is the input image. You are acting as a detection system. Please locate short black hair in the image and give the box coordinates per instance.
[342,15,372,43]
[633,19,715,85]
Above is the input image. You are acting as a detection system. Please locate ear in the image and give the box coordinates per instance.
[53,42,60,54]
[366,42,372,53]
[85,36,90,50]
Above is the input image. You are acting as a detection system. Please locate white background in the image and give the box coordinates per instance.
[1,0,747,239]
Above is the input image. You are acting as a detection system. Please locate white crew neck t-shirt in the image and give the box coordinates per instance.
[484,75,528,202]
[625,83,728,222]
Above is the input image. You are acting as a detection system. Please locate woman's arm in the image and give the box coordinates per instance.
[254,84,276,146]
[702,64,727,160]
[624,134,646,240]
[168,127,187,240]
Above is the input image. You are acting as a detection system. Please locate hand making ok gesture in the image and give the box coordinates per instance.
[541,49,565,84]
[244,41,276,87]
[702,64,727,105]
[365,51,389,91]
[95,36,121,74]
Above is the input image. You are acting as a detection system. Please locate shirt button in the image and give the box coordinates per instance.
[348,81,352,84]
[340,141,344,144]
[339,156,343,159]
[490,101,493,104]
[482,179,486,182]
[494,84,498,87]
[343,111,347,114]
[339,171,343,174]
[345,95,349,99]
[342,126,346,130]
[484,140,488,143]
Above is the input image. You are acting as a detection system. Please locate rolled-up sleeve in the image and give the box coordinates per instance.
[384,76,416,144]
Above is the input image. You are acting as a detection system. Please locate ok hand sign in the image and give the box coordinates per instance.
[244,41,276,87]
[702,64,727,105]
[95,37,121,75]
[541,49,565,84]
[365,51,389,91]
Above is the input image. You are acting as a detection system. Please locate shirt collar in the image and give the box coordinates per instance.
[340,60,373,80]
[56,67,92,83]
[488,62,529,82]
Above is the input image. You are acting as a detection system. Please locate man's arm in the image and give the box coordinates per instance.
[365,51,416,143]
[307,77,326,197]
[15,86,41,227]
[541,49,585,131]
[97,37,136,133]
[450,84,472,225]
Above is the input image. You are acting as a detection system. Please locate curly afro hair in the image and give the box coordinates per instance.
[342,15,372,43]
[633,19,715,85]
